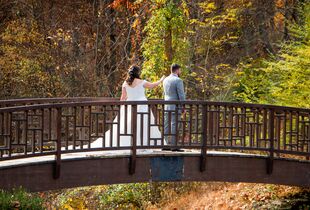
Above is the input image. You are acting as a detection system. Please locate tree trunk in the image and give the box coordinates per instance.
[254,0,275,55]
[164,23,173,74]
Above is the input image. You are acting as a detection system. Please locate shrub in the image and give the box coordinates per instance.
[0,188,44,210]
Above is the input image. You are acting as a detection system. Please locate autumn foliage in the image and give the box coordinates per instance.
[0,0,308,108]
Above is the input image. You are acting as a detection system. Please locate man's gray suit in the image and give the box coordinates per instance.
[163,74,186,147]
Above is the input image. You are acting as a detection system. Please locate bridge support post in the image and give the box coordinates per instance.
[54,107,62,179]
[267,109,274,175]
[200,104,207,172]
[129,105,137,175]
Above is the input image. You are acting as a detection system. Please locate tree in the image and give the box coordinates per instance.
[0,19,61,98]
[142,0,190,97]
[234,2,310,108]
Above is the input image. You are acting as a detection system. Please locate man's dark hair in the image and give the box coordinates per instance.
[171,63,181,73]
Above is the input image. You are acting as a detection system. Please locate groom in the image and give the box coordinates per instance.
[163,64,186,152]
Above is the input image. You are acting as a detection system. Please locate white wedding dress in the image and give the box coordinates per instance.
[90,80,164,148]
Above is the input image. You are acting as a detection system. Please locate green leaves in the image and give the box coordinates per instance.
[234,22,310,107]
[234,2,310,108]
[266,42,310,107]
[0,188,44,210]
[142,0,190,98]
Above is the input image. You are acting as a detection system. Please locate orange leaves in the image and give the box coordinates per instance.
[275,0,285,8]
[274,12,285,30]
[109,0,136,12]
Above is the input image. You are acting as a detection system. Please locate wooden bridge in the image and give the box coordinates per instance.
[0,98,309,192]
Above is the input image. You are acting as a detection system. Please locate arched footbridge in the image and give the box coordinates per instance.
[0,98,309,192]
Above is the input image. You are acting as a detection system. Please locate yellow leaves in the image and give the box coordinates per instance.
[224,8,238,22]
[199,2,217,14]
[236,71,244,76]
[132,18,141,29]
[54,28,73,42]
[217,63,230,68]
[0,18,61,98]
[152,0,166,6]
[181,1,190,18]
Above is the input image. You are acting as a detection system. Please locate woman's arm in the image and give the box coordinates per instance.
[143,76,166,89]
[120,87,127,101]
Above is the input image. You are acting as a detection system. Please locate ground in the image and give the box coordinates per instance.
[39,182,310,209]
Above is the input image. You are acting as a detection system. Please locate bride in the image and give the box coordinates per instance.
[91,65,166,148]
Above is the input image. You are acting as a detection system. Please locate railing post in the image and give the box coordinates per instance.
[267,109,274,175]
[129,104,137,175]
[200,104,208,172]
[54,107,62,179]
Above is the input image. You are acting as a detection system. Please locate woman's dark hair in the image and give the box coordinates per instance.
[126,65,141,85]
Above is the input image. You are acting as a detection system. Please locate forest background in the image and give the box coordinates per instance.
[0,0,309,108]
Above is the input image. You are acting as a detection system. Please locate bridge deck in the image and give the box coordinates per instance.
[0,150,264,169]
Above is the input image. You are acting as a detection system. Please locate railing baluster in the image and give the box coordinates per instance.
[188,105,192,146]
[200,104,208,172]
[48,108,52,144]
[195,105,199,143]
[307,112,310,160]
[117,105,120,147]
[129,104,137,175]
[209,106,214,146]
[65,111,69,150]
[25,110,29,155]
[124,105,128,134]
[241,107,246,147]
[161,104,165,146]
[216,106,220,146]
[175,105,179,148]
[255,109,260,148]
[54,107,62,179]
[0,113,3,155]
[276,112,281,155]
[140,112,143,146]
[296,112,300,151]
[88,106,92,149]
[73,107,77,150]
[147,105,151,146]
[102,106,106,148]
[40,109,44,153]
[109,106,113,147]
[283,111,287,150]
[267,109,274,174]
[8,112,12,157]
[229,106,233,146]
[180,105,187,146]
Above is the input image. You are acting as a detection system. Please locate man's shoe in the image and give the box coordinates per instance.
[162,148,171,151]
[171,148,184,152]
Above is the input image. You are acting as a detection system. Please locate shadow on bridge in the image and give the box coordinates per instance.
[0,98,309,192]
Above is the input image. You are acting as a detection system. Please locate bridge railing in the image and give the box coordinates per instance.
[0,100,309,176]
[0,97,115,108]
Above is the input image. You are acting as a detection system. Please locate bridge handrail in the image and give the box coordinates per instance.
[0,100,309,113]
[0,97,116,107]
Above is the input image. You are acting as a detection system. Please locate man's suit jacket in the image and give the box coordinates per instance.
[163,74,186,111]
